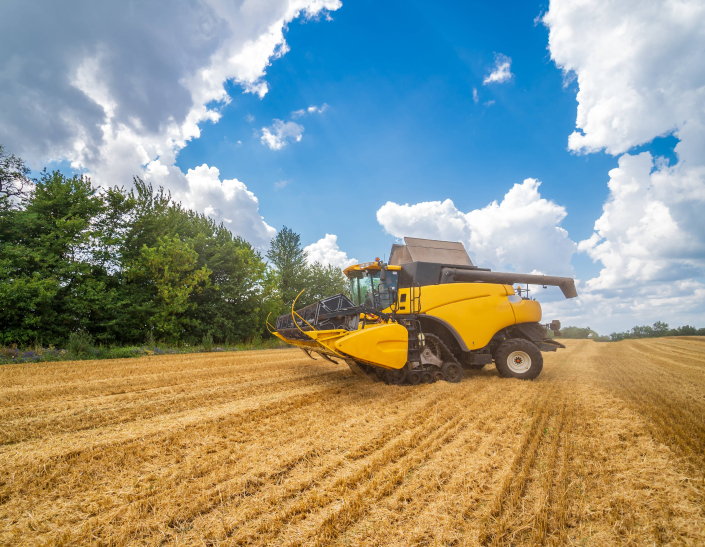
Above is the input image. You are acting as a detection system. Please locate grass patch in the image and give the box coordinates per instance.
[0,337,288,365]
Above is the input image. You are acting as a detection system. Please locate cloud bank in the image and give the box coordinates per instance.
[0,0,341,247]
[543,0,705,329]
[377,179,575,277]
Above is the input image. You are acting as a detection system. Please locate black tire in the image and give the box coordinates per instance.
[494,339,543,380]
[441,361,463,383]
[408,370,422,385]
[421,371,434,384]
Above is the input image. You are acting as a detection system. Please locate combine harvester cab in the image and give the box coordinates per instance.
[271,238,577,385]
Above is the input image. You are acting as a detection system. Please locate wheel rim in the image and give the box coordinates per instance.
[445,364,461,381]
[387,368,406,385]
[408,371,421,385]
[507,351,532,373]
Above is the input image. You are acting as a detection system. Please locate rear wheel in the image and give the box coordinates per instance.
[494,339,543,380]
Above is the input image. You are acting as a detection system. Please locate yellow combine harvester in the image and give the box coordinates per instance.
[270,238,577,384]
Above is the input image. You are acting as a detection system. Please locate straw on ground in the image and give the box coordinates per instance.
[1,338,704,545]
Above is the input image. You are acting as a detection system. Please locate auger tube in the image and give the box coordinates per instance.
[441,268,578,299]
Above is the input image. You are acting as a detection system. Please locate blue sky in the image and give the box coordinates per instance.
[175,0,617,275]
[2,0,703,332]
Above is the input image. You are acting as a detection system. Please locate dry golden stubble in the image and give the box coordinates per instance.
[338,383,539,547]
[222,386,478,547]
[0,351,318,407]
[477,387,558,546]
[3,341,705,546]
[591,341,705,474]
[0,362,346,445]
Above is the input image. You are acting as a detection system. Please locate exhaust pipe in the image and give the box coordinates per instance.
[442,268,578,299]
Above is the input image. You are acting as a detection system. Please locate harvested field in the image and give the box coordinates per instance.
[2,338,705,546]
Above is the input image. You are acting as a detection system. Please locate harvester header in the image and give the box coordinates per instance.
[270,237,576,385]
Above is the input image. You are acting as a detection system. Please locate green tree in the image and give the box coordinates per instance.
[652,321,669,337]
[307,262,350,301]
[188,222,274,343]
[560,326,598,339]
[266,226,310,308]
[127,235,211,341]
[0,148,353,348]
[0,170,111,345]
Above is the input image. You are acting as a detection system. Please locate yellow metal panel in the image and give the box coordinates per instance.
[398,283,519,349]
[334,323,408,370]
[273,329,349,357]
[510,299,542,324]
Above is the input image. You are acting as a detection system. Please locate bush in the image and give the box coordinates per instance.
[67,331,94,357]
[202,332,214,352]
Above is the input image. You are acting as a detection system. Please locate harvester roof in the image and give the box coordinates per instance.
[390,237,474,266]
[343,237,577,299]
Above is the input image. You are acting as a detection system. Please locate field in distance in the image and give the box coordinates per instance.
[1,338,704,546]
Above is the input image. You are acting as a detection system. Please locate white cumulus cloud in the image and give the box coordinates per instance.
[544,0,705,156]
[0,0,341,243]
[179,164,276,249]
[483,53,513,85]
[291,103,329,119]
[260,120,304,150]
[377,179,576,276]
[304,234,357,268]
[543,0,705,330]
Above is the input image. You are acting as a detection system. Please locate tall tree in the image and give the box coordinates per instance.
[0,170,111,344]
[266,226,310,308]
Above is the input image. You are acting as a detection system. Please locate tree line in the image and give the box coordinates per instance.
[0,146,348,347]
[561,322,704,342]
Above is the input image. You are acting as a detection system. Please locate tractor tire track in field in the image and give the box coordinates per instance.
[226,392,481,546]
[2,339,705,546]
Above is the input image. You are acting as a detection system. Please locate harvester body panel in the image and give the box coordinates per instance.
[393,283,529,349]
[334,323,408,370]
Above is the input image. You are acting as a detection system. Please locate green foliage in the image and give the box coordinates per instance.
[67,331,94,357]
[560,326,598,339]
[202,332,214,352]
[128,235,211,340]
[265,226,350,315]
[307,262,350,301]
[0,148,352,350]
[610,322,705,341]
[266,226,309,308]
[561,322,704,342]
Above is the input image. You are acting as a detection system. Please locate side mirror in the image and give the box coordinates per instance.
[379,268,387,281]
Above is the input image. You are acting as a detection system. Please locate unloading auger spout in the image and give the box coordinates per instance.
[441,268,578,299]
